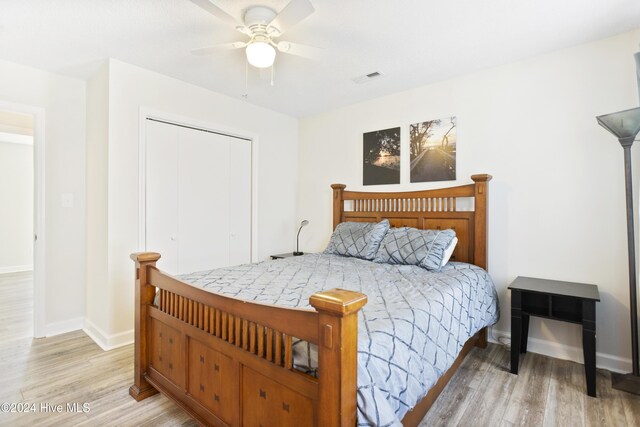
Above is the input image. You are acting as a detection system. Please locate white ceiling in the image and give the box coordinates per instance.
[1,1,639,117]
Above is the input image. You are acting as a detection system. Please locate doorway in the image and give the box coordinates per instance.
[0,103,45,338]
[0,110,34,339]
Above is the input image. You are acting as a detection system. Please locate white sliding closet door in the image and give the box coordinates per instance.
[146,120,179,274]
[229,139,251,266]
[145,119,251,275]
[178,127,231,273]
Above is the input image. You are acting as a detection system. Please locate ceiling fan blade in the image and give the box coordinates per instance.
[268,0,315,36]
[189,0,240,27]
[191,42,247,56]
[276,41,322,60]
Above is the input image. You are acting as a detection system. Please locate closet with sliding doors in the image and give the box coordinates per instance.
[144,118,252,275]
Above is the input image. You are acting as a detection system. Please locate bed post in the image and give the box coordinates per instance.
[129,252,161,401]
[471,174,492,349]
[310,289,368,427]
[471,174,492,271]
[331,184,346,230]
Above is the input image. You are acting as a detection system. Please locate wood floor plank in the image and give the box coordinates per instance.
[502,350,553,425]
[621,389,640,427]
[543,357,585,427]
[584,369,636,427]
[419,344,501,426]
[455,345,518,426]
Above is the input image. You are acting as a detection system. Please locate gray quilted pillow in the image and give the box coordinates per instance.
[374,227,456,271]
[324,219,390,260]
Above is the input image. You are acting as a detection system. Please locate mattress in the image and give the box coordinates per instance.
[178,253,499,426]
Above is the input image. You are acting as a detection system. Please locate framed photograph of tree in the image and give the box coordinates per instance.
[363,127,401,185]
[410,117,457,183]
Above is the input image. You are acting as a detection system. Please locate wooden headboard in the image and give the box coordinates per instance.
[331,174,492,270]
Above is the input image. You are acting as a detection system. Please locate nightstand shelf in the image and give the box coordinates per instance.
[519,293,585,324]
[509,276,600,397]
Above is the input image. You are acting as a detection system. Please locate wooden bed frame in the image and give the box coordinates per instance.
[130,174,492,426]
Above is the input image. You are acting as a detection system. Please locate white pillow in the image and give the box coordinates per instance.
[440,237,458,267]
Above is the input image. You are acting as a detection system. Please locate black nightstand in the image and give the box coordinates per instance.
[270,253,298,260]
[508,276,600,397]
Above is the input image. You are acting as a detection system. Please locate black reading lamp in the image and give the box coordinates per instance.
[293,220,309,256]
[595,47,640,395]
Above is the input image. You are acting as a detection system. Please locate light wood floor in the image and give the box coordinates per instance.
[1,272,638,426]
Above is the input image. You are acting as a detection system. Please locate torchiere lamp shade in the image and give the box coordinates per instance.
[596,107,640,140]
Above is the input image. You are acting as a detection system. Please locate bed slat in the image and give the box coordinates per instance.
[249,322,256,353]
[221,312,228,341]
[284,335,293,369]
[275,332,282,366]
[234,317,241,347]
[257,325,264,357]
[266,328,273,362]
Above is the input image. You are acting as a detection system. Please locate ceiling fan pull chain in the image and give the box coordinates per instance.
[242,60,249,99]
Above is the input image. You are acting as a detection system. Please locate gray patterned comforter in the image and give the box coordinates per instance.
[178,253,499,426]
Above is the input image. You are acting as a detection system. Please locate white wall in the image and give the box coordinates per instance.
[85,62,110,338]
[85,59,299,349]
[0,60,86,334]
[0,140,33,272]
[298,29,640,372]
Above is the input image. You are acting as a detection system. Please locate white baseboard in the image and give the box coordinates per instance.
[83,318,134,351]
[0,265,33,274]
[489,327,632,374]
[44,317,84,337]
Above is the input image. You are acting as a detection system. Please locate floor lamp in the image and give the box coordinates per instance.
[596,106,640,395]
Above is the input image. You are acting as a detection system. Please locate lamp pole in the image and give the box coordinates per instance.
[620,136,639,377]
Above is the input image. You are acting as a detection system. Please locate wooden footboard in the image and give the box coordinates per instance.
[130,252,367,427]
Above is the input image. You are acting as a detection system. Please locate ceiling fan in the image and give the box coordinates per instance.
[189,0,320,69]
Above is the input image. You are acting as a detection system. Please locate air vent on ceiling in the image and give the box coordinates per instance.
[351,71,384,84]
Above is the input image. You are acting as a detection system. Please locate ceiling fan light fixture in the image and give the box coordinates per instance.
[246,41,276,68]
